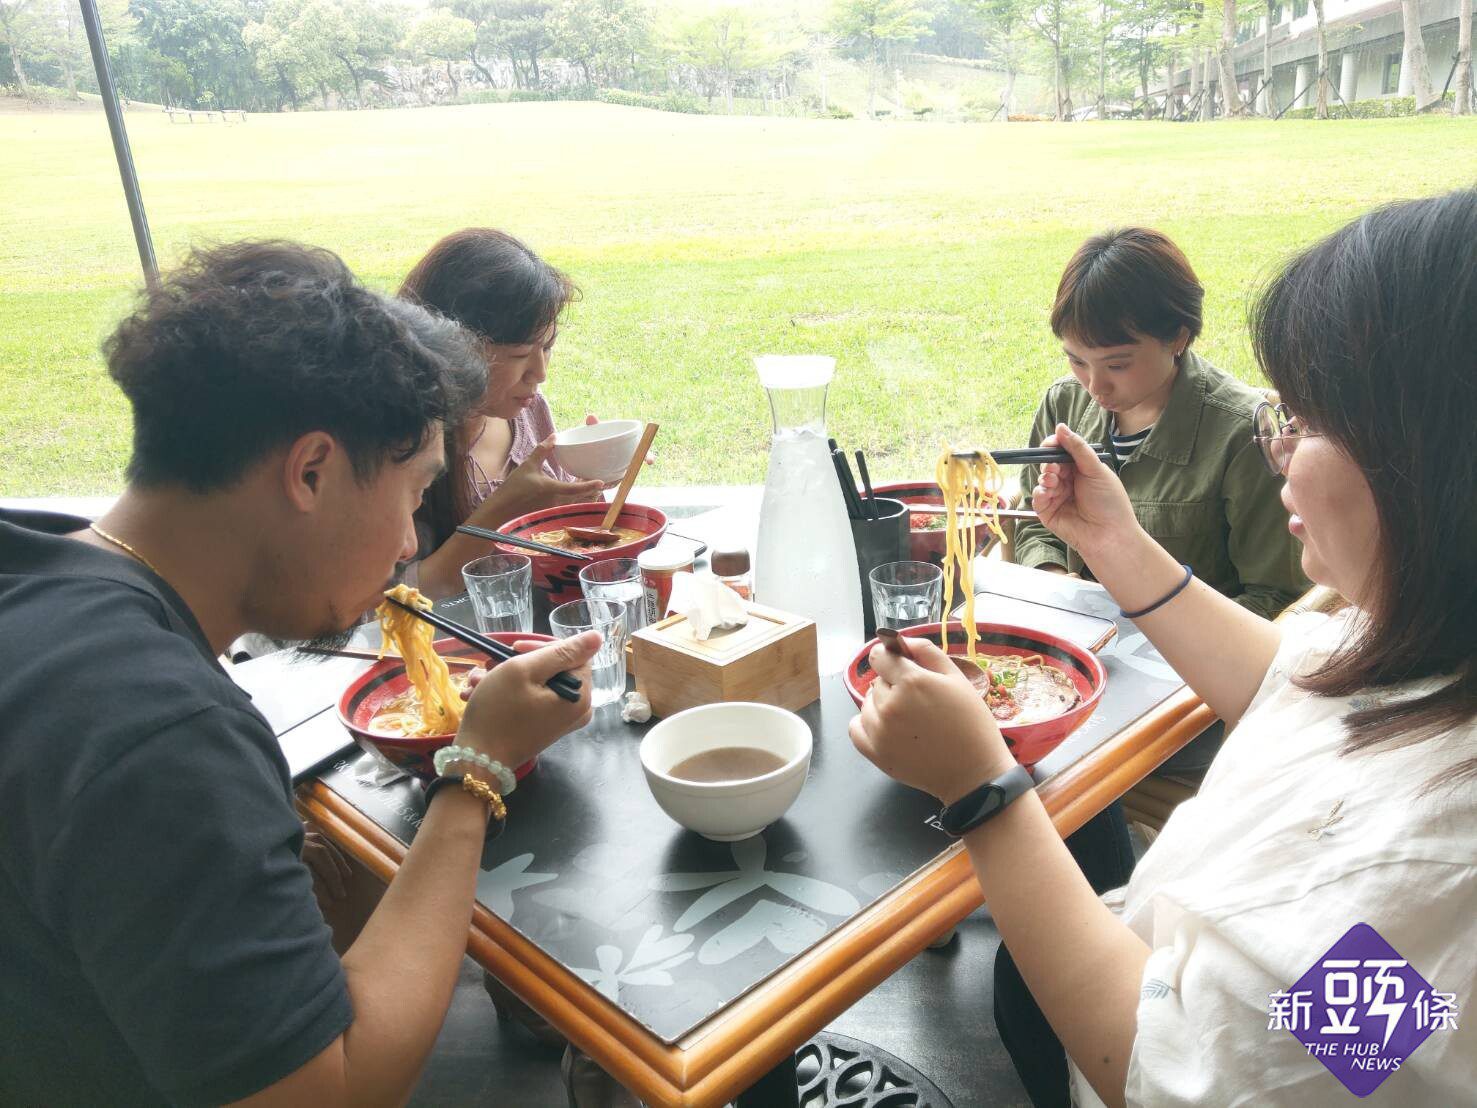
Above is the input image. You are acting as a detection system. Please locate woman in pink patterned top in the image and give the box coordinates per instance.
[399,229,605,597]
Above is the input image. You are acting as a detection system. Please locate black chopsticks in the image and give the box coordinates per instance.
[854,451,878,520]
[383,596,583,703]
[828,438,870,520]
[952,446,1115,465]
[456,523,595,562]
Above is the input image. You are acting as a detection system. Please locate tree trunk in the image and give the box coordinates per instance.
[1218,0,1244,114]
[818,59,829,112]
[531,49,541,85]
[867,40,878,117]
[1313,0,1329,117]
[61,57,79,99]
[470,47,496,87]
[446,60,460,98]
[1455,0,1472,114]
[1201,49,1215,119]
[1263,0,1277,113]
[1001,65,1016,117]
[1164,48,1177,118]
[1054,36,1064,118]
[339,55,364,109]
[1401,0,1440,109]
[7,39,30,94]
[1097,0,1107,118]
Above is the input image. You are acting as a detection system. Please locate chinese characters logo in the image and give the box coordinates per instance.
[1267,923,1459,1097]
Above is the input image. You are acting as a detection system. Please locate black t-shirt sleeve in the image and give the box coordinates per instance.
[38,705,352,1106]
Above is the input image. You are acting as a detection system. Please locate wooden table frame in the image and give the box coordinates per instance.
[300,684,1216,1107]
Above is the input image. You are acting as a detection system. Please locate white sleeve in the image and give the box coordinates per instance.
[1121,860,1477,1106]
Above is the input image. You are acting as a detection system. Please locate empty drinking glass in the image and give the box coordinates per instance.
[578,557,646,632]
[869,561,944,631]
[462,554,533,634]
[549,598,627,708]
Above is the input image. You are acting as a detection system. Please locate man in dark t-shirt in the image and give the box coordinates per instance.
[0,243,599,1105]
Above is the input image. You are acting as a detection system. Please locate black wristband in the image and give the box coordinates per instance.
[423,774,506,840]
[1119,563,1194,620]
[937,764,1036,837]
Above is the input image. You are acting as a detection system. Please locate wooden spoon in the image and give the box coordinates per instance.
[565,422,660,546]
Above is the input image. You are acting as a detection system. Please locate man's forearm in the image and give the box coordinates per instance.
[337,791,490,1104]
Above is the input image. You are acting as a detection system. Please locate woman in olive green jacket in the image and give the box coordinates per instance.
[1013,228,1307,620]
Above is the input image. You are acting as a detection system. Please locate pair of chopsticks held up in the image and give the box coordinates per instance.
[382,595,584,703]
[829,436,1119,524]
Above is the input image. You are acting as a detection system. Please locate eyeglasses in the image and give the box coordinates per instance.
[1252,401,1320,475]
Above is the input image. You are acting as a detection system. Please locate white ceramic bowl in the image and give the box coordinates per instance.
[553,419,643,483]
[640,702,812,841]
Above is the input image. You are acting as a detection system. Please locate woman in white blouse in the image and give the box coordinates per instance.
[851,189,1476,1106]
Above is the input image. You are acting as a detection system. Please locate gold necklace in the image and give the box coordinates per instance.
[89,522,163,577]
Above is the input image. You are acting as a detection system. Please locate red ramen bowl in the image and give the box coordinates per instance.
[873,482,1007,595]
[337,635,553,782]
[844,621,1107,768]
[496,501,668,608]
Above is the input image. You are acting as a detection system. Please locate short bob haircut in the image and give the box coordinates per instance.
[105,240,485,492]
[1050,227,1204,352]
[1252,188,1477,785]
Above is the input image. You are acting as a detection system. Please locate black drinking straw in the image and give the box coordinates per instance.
[828,438,865,519]
[855,450,878,520]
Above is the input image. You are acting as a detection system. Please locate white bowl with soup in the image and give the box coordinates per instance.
[553,419,643,483]
[640,702,812,841]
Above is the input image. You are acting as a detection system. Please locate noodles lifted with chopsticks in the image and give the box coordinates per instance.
[934,447,1008,661]
[374,585,466,737]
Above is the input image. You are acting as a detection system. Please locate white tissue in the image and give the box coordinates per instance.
[668,570,750,641]
[621,691,652,723]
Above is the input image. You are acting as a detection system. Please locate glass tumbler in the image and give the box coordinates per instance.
[548,598,628,708]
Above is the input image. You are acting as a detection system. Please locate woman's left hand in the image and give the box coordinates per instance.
[848,636,1016,805]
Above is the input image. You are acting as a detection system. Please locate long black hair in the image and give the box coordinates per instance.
[1251,188,1477,786]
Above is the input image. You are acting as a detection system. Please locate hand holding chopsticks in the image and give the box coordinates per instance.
[383,595,584,703]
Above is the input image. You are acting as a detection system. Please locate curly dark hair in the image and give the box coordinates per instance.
[104,240,486,491]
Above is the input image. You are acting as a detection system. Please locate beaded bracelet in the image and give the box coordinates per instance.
[433,744,517,795]
[1120,563,1195,620]
[424,773,507,838]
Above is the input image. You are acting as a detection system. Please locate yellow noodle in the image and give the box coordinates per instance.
[375,584,466,737]
[933,447,1007,660]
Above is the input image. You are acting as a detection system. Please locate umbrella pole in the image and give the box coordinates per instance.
[79,0,158,289]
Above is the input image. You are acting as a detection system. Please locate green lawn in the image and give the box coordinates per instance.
[4,102,1476,496]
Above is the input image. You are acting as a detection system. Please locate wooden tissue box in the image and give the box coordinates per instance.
[632,602,819,718]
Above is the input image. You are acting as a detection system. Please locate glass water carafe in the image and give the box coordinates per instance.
[753,356,863,675]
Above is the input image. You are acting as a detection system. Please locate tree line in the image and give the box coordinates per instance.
[0,0,1469,118]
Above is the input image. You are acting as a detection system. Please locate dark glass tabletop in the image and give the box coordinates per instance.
[252,553,1189,1043]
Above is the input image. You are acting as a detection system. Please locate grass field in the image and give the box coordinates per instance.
[3,102,1476,496]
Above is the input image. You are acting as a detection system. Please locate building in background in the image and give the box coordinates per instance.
[1156,0,1468,115]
